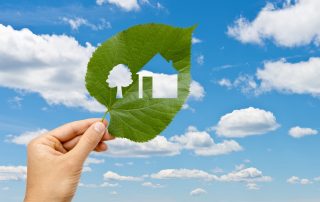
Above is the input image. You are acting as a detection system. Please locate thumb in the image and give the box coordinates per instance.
[69,122,106,163]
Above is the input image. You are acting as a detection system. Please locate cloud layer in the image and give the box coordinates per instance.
[9,126,242,158]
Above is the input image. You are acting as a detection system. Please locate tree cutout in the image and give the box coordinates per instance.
[106,64,133,98]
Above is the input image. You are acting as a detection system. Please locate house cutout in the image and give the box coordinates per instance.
[106,54,178,99]
[137,54,178,98]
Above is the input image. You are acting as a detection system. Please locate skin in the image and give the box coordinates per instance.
[24,118,114,202]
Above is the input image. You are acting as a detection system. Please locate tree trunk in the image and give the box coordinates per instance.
[116,86,123,98]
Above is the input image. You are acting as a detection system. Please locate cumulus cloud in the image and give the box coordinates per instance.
[62,17,111,31]
[6,129,48,145]
[214,107,280,138]
[289,126,318,138]
[287,176,313,185]
[0,166,27,181]
[227,0,320,47]
[189,80,205,101]
[170,126,243,156]
[96,0,140,11]
[190,188,207,196]
[219,167,272,183]
[219,57,320,98]
[257,58,320,96]
[103,171,143,181]
[150,168,218,181]
[0,24,105,112]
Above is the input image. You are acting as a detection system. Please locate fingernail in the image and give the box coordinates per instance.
[94,122,105,134]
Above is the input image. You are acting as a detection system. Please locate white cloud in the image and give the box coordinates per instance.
[103,135,181,158]
[218,78,233,89]
[227,0,320,47]
[103,171,143,181]
[215,107,280,138]
[218,75,258,95]
[287,176,299,184]
[257,58,320,96]
[189,80,205,101]
[150,169,218,181]
[84,157,105,166]
[6,129,48,145]
[96,0,140,11]
[62,17,111,31]
[142,181,163,188]
[196,54,204,65]
[181,103,195,112]
[289,126,318,138]
[82,166,92,172]
[301,178,313,185]
[192,37,202,44]
[79,182,118,188]
[170,126,243,156]
[287,176,313,185]
[220,57,320,98]
[246,183,260,190]
[149,166,272,189]
[314,176,320,182]
[0,24,105,112]
[219,167,272,183]
[0,166,27,181]
[190,188,207,196]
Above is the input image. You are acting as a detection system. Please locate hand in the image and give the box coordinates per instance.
[24,118,114,202]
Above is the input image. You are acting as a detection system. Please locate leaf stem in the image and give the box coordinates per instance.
[101,109,109,122]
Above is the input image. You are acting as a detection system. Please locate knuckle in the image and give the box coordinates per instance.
[82,134,98,145]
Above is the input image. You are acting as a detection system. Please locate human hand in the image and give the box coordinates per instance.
[24,118,114,202]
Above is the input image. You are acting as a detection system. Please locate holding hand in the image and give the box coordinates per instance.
[24,118,114,202]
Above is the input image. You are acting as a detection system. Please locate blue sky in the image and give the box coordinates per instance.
[1,0,320,201]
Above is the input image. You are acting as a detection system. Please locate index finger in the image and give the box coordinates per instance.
[49,118,108,142]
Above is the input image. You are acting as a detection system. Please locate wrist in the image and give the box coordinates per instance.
[24,190,73,202]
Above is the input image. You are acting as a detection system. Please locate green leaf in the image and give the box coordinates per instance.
[86,23,195,142]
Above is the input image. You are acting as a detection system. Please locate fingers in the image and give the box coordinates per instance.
[62,131,114,151]
[94,142,108,152]
[50,118,108,142]
[68,122,106,163]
